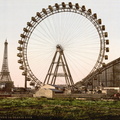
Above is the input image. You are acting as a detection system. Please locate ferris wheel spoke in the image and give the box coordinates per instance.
[42,20,57,42]
[28,50,53,61]
[47,16,57,43]
[63,24,99,47]
[65,53,91,79]
[62,16,85,45]
[31,33,53,46]
[68,53,96,66]
[61,13,79,42]
[66,53,95,73]
[33,28,53,44]
[59,12,71,43]
[36,24,55,44]
[67,49,99,61]
[28,51,53,69]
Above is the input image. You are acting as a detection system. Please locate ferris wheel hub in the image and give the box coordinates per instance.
[56,44,63,52]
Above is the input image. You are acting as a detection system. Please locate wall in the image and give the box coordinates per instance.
[33,89,53,98]
[82,57,120,88]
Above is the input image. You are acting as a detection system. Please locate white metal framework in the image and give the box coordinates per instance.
[17,2,109,87]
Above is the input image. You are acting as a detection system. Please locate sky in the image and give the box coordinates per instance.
[0,0,120,87]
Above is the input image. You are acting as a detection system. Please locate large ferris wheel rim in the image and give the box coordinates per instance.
[18,2,108,85]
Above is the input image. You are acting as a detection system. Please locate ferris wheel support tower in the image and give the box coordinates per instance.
[44,45,74,88]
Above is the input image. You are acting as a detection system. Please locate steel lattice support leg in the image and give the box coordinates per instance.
[43,45,74,89]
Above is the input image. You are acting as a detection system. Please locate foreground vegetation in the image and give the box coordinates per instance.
[0,97,120,120]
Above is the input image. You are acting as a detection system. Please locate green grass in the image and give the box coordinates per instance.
[0,97,120,120]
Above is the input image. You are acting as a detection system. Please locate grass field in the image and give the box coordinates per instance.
[0,97,120,120]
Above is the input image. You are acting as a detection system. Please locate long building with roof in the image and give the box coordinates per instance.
[76,57,120,89]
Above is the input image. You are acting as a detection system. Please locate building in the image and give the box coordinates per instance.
[33,84,64,98]
[76,57,120,90]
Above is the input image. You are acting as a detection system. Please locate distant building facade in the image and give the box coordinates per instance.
[75,57,120,89]
[82,57,120,88]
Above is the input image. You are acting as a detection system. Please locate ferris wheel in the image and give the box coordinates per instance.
[17,2,109,87]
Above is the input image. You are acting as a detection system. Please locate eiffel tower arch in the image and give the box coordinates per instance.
[0,40,14,92]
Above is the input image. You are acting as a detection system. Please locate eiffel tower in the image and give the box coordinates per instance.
[44,45,74,88]
[0,40,13,92]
